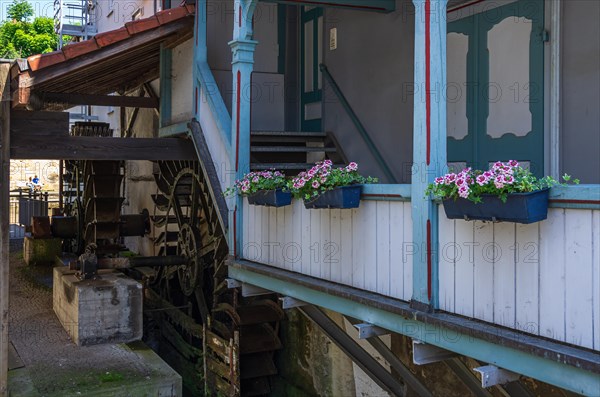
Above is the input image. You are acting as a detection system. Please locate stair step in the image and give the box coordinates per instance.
[251,163,344,171]
[241,353,277,380]
[251,130,326,137]
[251,146,337,153]
[240,324,282,355]
[251,136,325,143]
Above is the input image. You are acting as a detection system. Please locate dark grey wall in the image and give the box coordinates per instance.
[206,1,285,131]
[323,0,415,183]
[561,1,600,184]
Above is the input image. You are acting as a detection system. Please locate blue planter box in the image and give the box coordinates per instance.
[246,189,292,207]
[303,185,362,209]
[442,188,550,224]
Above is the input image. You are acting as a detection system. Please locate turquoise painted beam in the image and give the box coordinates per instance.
[410,0,448,310]
[193,0,232,156]
[361,184,412,201]
[261,0,395,13]
[549,184,600,209]
[193,0,234,251]
[230,0,259,257]
[228,263,600,396]
[195,64,232,154]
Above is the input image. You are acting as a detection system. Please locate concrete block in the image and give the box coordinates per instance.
[23,236,62,265]
[53,267,143,346]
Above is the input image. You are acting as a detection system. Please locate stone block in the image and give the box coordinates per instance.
[53,267,143,346]
[23,237,62,265]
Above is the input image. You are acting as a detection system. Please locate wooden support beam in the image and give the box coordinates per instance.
[35,92,159,109]
[0,62,11,395]
[10,110,69,137]
[10,135,197,161]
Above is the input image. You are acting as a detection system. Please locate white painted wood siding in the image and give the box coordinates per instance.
[242,199,413,302]
[438,207,600,351]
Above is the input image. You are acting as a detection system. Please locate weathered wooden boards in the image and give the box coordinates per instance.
[242,199,414,303]
[243,197,599,351]
[438,207,600,351]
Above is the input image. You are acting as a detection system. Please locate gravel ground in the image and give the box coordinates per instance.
[8,244,167,396]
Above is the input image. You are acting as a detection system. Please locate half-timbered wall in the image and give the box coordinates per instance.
[242,199,413,302]
[439,207,600,351]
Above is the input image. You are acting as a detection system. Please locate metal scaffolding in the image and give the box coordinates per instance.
[53,0,97,49]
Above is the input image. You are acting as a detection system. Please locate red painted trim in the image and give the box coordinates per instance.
[425,0,431,166]
[233,207,238,257]
[235,71,241,171]
[277,0,387,11]
[426,219,432,301]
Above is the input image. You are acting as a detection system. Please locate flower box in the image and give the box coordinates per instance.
[442,188,550,224]
[303,185,362,209]
[246,189,292,207]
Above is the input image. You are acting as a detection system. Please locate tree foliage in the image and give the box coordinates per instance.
[7,0,33,22]
[0,0,60,58]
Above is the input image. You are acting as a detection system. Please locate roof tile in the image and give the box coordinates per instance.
[125,15,160,35]
[156,6,189,25]
[26,5,193,73]
[95,27,131,47]
[28,51,66,72]
[62,39,100,60]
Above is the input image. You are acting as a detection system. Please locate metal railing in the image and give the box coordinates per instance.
[9,191,61,239]
[319,63,397,183]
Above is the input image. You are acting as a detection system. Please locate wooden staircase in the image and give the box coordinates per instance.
[250,131,347,173]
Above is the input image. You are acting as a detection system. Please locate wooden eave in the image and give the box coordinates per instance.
[11,4,195,111]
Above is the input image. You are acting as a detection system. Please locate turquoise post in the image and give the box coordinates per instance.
[230,0,258,257]
[411,0,448,311]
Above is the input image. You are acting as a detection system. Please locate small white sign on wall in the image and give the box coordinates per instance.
[329,28,338,50]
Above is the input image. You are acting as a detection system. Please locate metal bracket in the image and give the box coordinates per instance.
[412,340,458,365]
[473,365,520,388]
[226,278,242,289]
[241,283,272,297]
[279,296,308,310]
[353,323,390,339]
